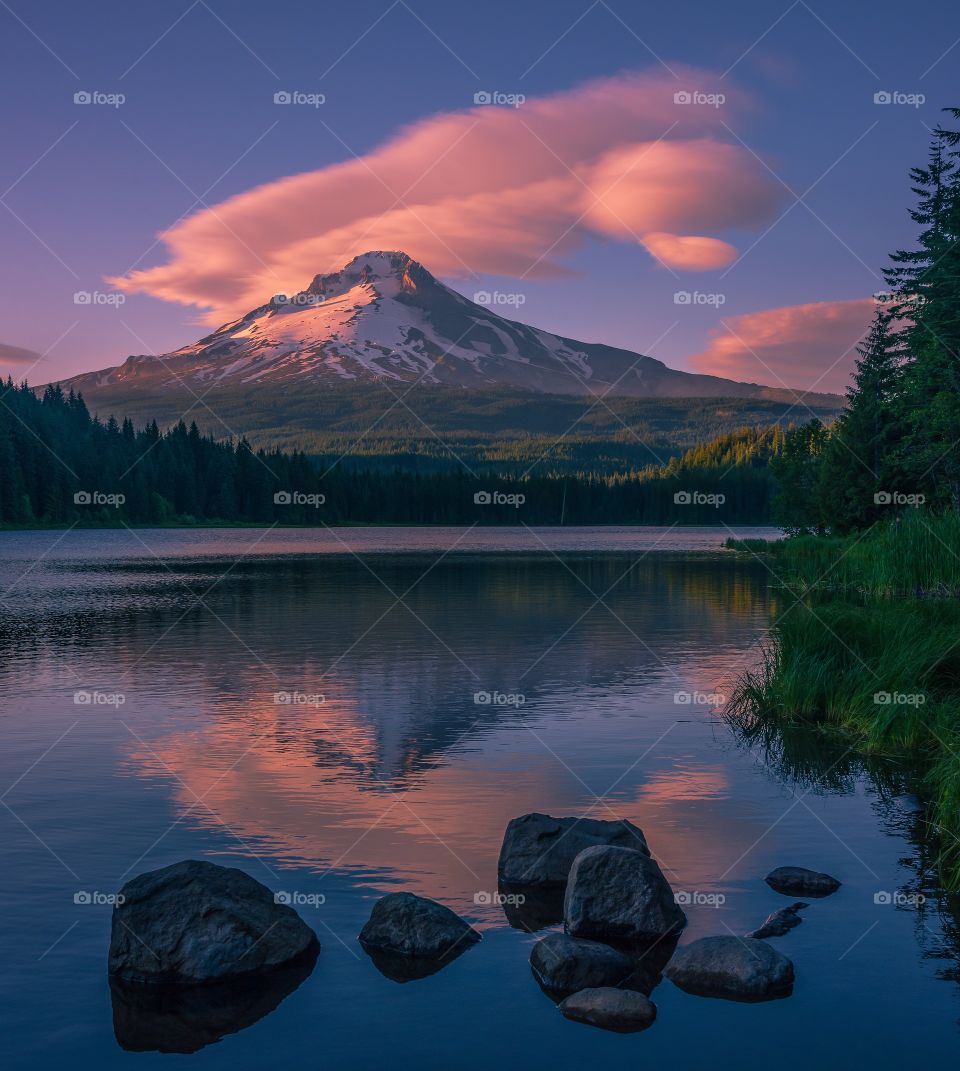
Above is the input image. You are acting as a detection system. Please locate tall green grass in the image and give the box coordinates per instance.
[729,597,960,888]
[727,511,960,596]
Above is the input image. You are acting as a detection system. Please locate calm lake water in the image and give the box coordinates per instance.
[1,526,957,1068]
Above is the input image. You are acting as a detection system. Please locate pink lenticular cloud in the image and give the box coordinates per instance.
[689,298,877,394]
[111,68,786,324]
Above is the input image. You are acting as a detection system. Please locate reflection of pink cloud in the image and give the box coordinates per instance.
[111,68,785,324]
[689,299,875,394]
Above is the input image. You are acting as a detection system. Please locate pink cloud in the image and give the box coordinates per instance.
[689,298,876,394]
[111,68,786,324]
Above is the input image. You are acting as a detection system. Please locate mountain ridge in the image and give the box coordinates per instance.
[54,251,840,406]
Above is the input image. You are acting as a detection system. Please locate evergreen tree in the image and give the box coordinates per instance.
[885,119,960,505]
[818,308,903,532]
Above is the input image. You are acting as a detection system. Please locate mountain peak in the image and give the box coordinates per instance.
[306,250,429,296]
[54,251,838,405]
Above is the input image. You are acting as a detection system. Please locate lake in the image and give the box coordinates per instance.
[0,526,957,1068]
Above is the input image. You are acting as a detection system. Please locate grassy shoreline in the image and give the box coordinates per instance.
[726,512,960,888]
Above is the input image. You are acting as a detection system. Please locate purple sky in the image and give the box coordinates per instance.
[1,0,958,393]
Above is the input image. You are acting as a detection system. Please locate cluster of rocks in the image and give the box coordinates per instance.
[106,821,841,1046]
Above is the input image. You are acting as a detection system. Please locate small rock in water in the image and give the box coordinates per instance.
[559,987,657,1033]
[766,866,841,897]
[358,892,480,960]
[108,859,320,986]
[747,901,807,939]
[498,813,649,890]
[530,933,636,997]
[564,845,686,944]
[665,936,794,1002]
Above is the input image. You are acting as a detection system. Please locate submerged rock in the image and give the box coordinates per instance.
[564,845,686,944]
[110,953,316,1054]
[766,866,841,897]
[559,987,657,1032]
[665,936,794,1002]
[358,892,480,961]
[530,933,635,997]
[747,901,808,939]
[108,860,319,986]
[498,813,649,891]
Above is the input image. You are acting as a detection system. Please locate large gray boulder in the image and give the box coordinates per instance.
[559,987,657,1032]
[358,892,480,959]
[498,813,649,890]
[108,860,319,985]
[530,933,635,997]
[564,845,686,944]
[665,936,794,1001]
[766,866,840,897]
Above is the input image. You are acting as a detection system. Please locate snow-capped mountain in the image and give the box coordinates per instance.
[59,251,823,401]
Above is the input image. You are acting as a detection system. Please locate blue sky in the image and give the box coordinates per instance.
[1,0,958,389]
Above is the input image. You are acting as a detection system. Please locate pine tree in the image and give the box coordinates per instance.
[885,119,960,505]
[818,308,903,532]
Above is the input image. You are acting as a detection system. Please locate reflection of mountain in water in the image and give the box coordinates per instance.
[0,554,769,781]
